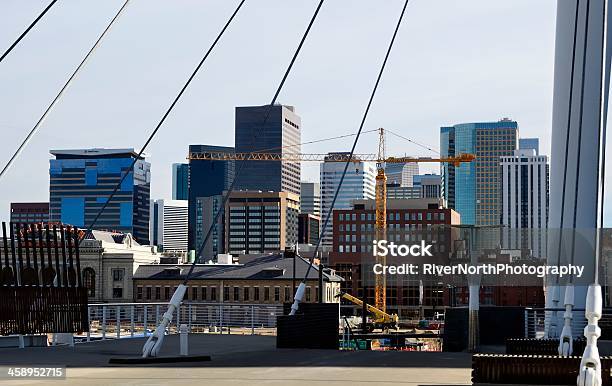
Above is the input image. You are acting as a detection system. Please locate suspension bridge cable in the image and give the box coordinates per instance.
[295,0,412,307]
[386,128,439,154]
[0,0,130,182]
[78,0,246,245]
[185,0,326,283]
[0,0,58,63]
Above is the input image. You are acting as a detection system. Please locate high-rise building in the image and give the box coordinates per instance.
[234,104,301,196]
[385,163,419,187]
[49,148,151,244]
[519,138,540,155]
[172,163,189,200]
[188,145,234,254]
[225,191,300,254]
[413,174,442,198]
[319,153,376,245]
[298,213,320,245]
[440,119,518,226]
[10,202,49,224]
[195,195,225,259]
[300,182,320,216]
[150,199,188,252]
[500,149,549,257]
[386,184,421,199]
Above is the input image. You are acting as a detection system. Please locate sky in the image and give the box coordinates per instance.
[1,0,602,224]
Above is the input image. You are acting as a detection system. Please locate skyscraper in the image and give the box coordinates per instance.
[196,195,225,259]
[440,119,518,226]
[413,174,442,199]
[172,163,189,200]
[519,138,540,155]
[501,148,549,256]
[225,191,300,254]
[300,182,320,216]
[150,199,188,252]
[320,153,376,245]
[187,145,234,255]
[385,162,419,187]
[234,104,301,195]
[49,148,151,244]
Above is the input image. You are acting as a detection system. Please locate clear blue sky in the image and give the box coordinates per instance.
[3,0,605,224]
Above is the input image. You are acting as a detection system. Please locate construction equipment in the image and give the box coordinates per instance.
[187,128,475,313]
[336,291,398,332]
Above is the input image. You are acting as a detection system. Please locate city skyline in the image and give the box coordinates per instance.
[1,0,575,225]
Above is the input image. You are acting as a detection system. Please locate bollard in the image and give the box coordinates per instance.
[180,324,189,356]
[18,335,24,349]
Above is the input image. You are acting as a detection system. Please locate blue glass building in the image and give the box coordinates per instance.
[440,119,518,226]
[188,145,234,255]
[49,148,151,244]
[172,163,189,200]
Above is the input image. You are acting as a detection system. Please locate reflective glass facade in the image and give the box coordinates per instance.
[49,149,151,244]
[234,105,301,195]
[188,145,234,254]
[172,163,189,200]
[440,119,518,226]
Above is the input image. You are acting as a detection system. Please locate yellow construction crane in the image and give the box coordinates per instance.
[336,291,399,332]
[187,128,475,312]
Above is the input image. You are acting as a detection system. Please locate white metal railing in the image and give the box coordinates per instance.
[524,307,604,339]
[81,302,283,342]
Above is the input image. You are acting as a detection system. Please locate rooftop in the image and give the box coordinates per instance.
[134,253,342,282]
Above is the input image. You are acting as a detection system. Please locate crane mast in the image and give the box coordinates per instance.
[375,128,387,312]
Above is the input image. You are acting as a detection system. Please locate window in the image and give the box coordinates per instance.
[155,286,161,300]
[223,287,230,301]
[164,286,170,300]
[136,286,142,300]
[146,287,152,300]
[306,287,311,302]
[201,287,207,301]
[112,268,124,282]
[234,287,240,301]
[254,287,260,301]
[264,287,270,301]
[284,286,290,301]
[274,287,280,302]
[211,287,217,301]
[243,287,250,301]
[113,288,123,298]
[83,268,95,297]
[192,287,198,301]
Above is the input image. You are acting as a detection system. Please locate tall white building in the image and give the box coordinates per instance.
[300,182,320,216]
[500,149,549,257]
[320,153,376,245]
[150,199,188,252]
[385,162,419,187]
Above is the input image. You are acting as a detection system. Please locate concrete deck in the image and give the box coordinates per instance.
[0,334,472,385]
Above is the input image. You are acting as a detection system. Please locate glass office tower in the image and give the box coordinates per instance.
[188,145,235,256]
[172,163,189,200]
[49,148,151,244]
[234,104,301,196]
[440,119,518,226]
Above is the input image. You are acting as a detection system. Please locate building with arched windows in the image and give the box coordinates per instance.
[79,230,159,302]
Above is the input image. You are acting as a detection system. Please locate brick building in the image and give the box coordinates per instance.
[329,198,461,318]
